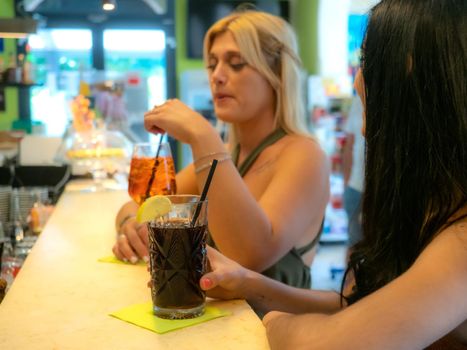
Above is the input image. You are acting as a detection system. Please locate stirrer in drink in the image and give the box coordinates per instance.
[144,137,163,201]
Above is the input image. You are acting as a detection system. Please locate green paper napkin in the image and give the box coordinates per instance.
[110,301,231,334]
[98,256,146,266]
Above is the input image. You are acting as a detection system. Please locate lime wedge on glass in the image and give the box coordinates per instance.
[136,195,172,223]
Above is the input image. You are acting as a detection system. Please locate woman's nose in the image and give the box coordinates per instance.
[211,64,227,85]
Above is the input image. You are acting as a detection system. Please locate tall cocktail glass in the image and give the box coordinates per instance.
[148,195,208,319]
[128,142,176,205]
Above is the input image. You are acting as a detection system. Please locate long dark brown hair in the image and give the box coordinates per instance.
[344,0,467,304]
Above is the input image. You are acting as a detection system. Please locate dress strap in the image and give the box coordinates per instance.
[232,128,287,177]
[295,220,324,256]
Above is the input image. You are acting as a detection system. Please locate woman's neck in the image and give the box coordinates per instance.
[235,115,277,157]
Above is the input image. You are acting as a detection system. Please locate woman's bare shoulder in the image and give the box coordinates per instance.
[277,134,328,165]
[438,207,467,243]
[420,207,467,269]
[451,214,467,235]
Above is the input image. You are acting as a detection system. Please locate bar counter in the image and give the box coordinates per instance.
[0,183,269,349]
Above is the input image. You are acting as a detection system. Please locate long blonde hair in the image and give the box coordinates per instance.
[203,10,309,145]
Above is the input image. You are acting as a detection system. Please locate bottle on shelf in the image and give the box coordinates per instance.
[10,194,25,243]
[29,191,50,235]
[5,53,21,84]
[21,44,34,84]
[17,53,25,83]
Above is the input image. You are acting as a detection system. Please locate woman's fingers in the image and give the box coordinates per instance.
[200,272,220,291]
[114,220,148,263]
[143,111,165,135]
[124,227,149,262]
[143,98,212,144]
[200,246,246,300]
[143,108,164,134]
[143,99,175,134]
[137,224,149,248]
[112,236,133,263]
[206,245,224,264]
[115,233,139,263]
[201,248,225,290]
[200,248,229,291]
[112,242,124,261]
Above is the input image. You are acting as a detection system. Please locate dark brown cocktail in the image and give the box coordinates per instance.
[148,195,207,319]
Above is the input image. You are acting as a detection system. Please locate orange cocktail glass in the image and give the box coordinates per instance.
[128,142,176,205]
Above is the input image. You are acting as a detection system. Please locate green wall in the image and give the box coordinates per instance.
[174,0,204,97]
[0,0,19,131]
[291,0,319,74]
[174,0,319,89]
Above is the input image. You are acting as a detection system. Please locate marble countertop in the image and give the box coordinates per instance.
[0,184,269,349]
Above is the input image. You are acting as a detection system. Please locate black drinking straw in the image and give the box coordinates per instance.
[144,139,163,201]
[190,159,218,227]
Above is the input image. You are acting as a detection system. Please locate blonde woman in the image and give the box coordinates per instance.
[114,10,329,289]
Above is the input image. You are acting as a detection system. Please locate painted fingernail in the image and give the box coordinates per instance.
[130,256,138,264]
[143,256,149,263]
[202,278,213,289]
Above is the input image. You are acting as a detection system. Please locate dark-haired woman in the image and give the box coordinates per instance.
[199,0,467,348]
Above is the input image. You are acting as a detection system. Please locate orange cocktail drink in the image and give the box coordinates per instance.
[128,142,176,204]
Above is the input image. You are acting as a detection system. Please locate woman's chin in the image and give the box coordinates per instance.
[214,111,237,124]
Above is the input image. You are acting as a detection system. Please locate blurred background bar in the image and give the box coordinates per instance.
[0,0,379,295]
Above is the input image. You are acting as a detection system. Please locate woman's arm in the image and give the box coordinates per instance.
[174,162,199,195]
[262,220,467,349]
[145,99,330,271]
[201,137,329,271]
[201,247,343,315]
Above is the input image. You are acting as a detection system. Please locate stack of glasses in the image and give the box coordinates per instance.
[9,187,49,224]
[0,186,12,232]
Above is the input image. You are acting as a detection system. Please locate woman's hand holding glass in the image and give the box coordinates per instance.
[200,246,249,301]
